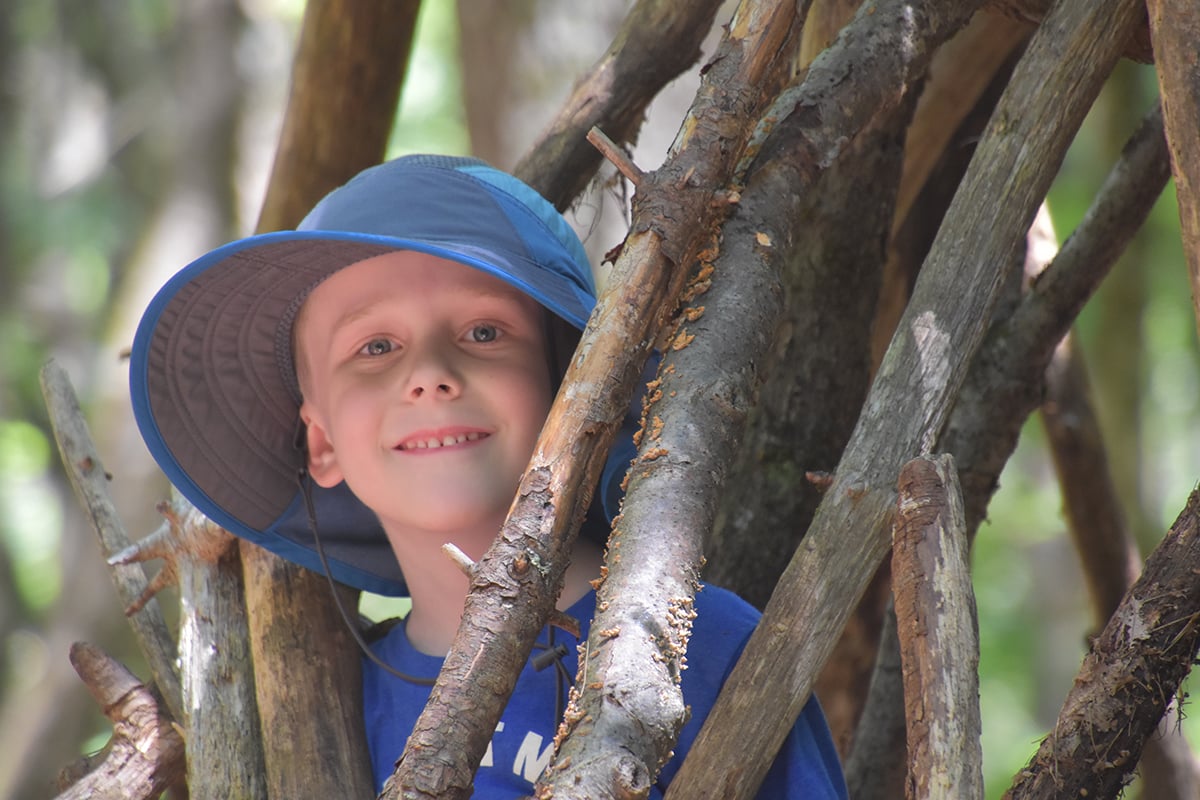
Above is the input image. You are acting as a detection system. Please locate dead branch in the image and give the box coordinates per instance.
[386,1,809,796]
[892,455,982,800]
[985,0,1152,62]
[39,360,182,724]
[849,108,1171,797]
[1004,486,1200,799]
[942,101,1168,536]
[53,643,185,800]
[535,133,801,798]
[513,0,725,210]
[1041,333,1200,799]
[668,0,1145,794]
[1145,0,1200,343]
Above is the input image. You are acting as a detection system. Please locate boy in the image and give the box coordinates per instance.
[130,155,847,797]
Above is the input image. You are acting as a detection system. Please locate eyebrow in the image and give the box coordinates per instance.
[329,284,533,333]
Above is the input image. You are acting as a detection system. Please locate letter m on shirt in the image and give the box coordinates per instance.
[513,732,554,783]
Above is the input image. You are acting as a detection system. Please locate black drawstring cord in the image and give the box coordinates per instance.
[299,468,436,686]
[296,453,572,725]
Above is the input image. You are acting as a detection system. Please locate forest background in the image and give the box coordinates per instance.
[0,1,1196,799]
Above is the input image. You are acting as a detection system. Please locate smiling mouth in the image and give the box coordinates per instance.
[397,431,488,451]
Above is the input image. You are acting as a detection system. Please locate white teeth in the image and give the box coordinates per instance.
[404,432,483,450]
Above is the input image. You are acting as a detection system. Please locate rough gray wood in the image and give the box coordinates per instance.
[665,0,1144,793]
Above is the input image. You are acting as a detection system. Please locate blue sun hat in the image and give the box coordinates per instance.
[130,155,634,596]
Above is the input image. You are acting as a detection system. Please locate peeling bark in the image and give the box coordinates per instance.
[1004,488,1200,799]
[668,0,1142,794]
[892,455,982,800]
[536,143,797,800]
[387,1,809,796]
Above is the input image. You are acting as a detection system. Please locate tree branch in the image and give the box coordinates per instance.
[52,643,185,800]
[1041,333,1200,799]
[513,0,726,210]
[668,0,1144,794]
[39,360,183,724]
[385,1,809,796]
[240,2,421,797]
[1004,486,1200,798]
[892,455,982,800]
[535,136,800,799]
[942,101,1168,536]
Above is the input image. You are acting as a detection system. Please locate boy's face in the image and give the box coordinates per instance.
[295,250,554,538]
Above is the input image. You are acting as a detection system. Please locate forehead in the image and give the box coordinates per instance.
[299,250,543,326]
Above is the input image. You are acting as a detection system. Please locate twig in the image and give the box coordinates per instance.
[39,360,183,724]
[587,127,645,187]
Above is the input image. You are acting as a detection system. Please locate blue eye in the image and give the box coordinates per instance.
[471,324,498,343]
[360,338,393,356]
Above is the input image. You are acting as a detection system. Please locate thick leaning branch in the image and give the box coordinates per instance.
[942,102,1168,534]
[892,455,982,800]
[535,149,798,799]
[385,2,808,797]
[1004,487,1200,799]
[849,104,1171,800]
[514,0,725,210]
[667,0,1144,795]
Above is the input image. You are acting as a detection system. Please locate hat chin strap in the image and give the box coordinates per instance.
[299,467,436,686]
[297,468,573,724]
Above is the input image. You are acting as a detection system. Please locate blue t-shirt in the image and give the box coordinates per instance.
[363,585,847,798]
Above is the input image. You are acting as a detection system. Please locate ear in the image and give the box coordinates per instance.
[300,402,343,488]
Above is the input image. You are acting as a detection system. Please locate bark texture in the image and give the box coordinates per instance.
[1004,488,1200,799]
[54,643,185,800]
[667,0,1141,794]
[387,2,807,795]
[891,456,982,800]
[536,137,803,800]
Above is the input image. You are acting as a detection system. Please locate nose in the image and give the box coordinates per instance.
[403,341,462,401]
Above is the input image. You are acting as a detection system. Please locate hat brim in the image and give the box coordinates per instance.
[131,231,600,595]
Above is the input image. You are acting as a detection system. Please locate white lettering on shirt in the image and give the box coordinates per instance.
[513,732,554,782]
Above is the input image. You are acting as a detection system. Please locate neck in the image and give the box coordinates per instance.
[383,518,604,657]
